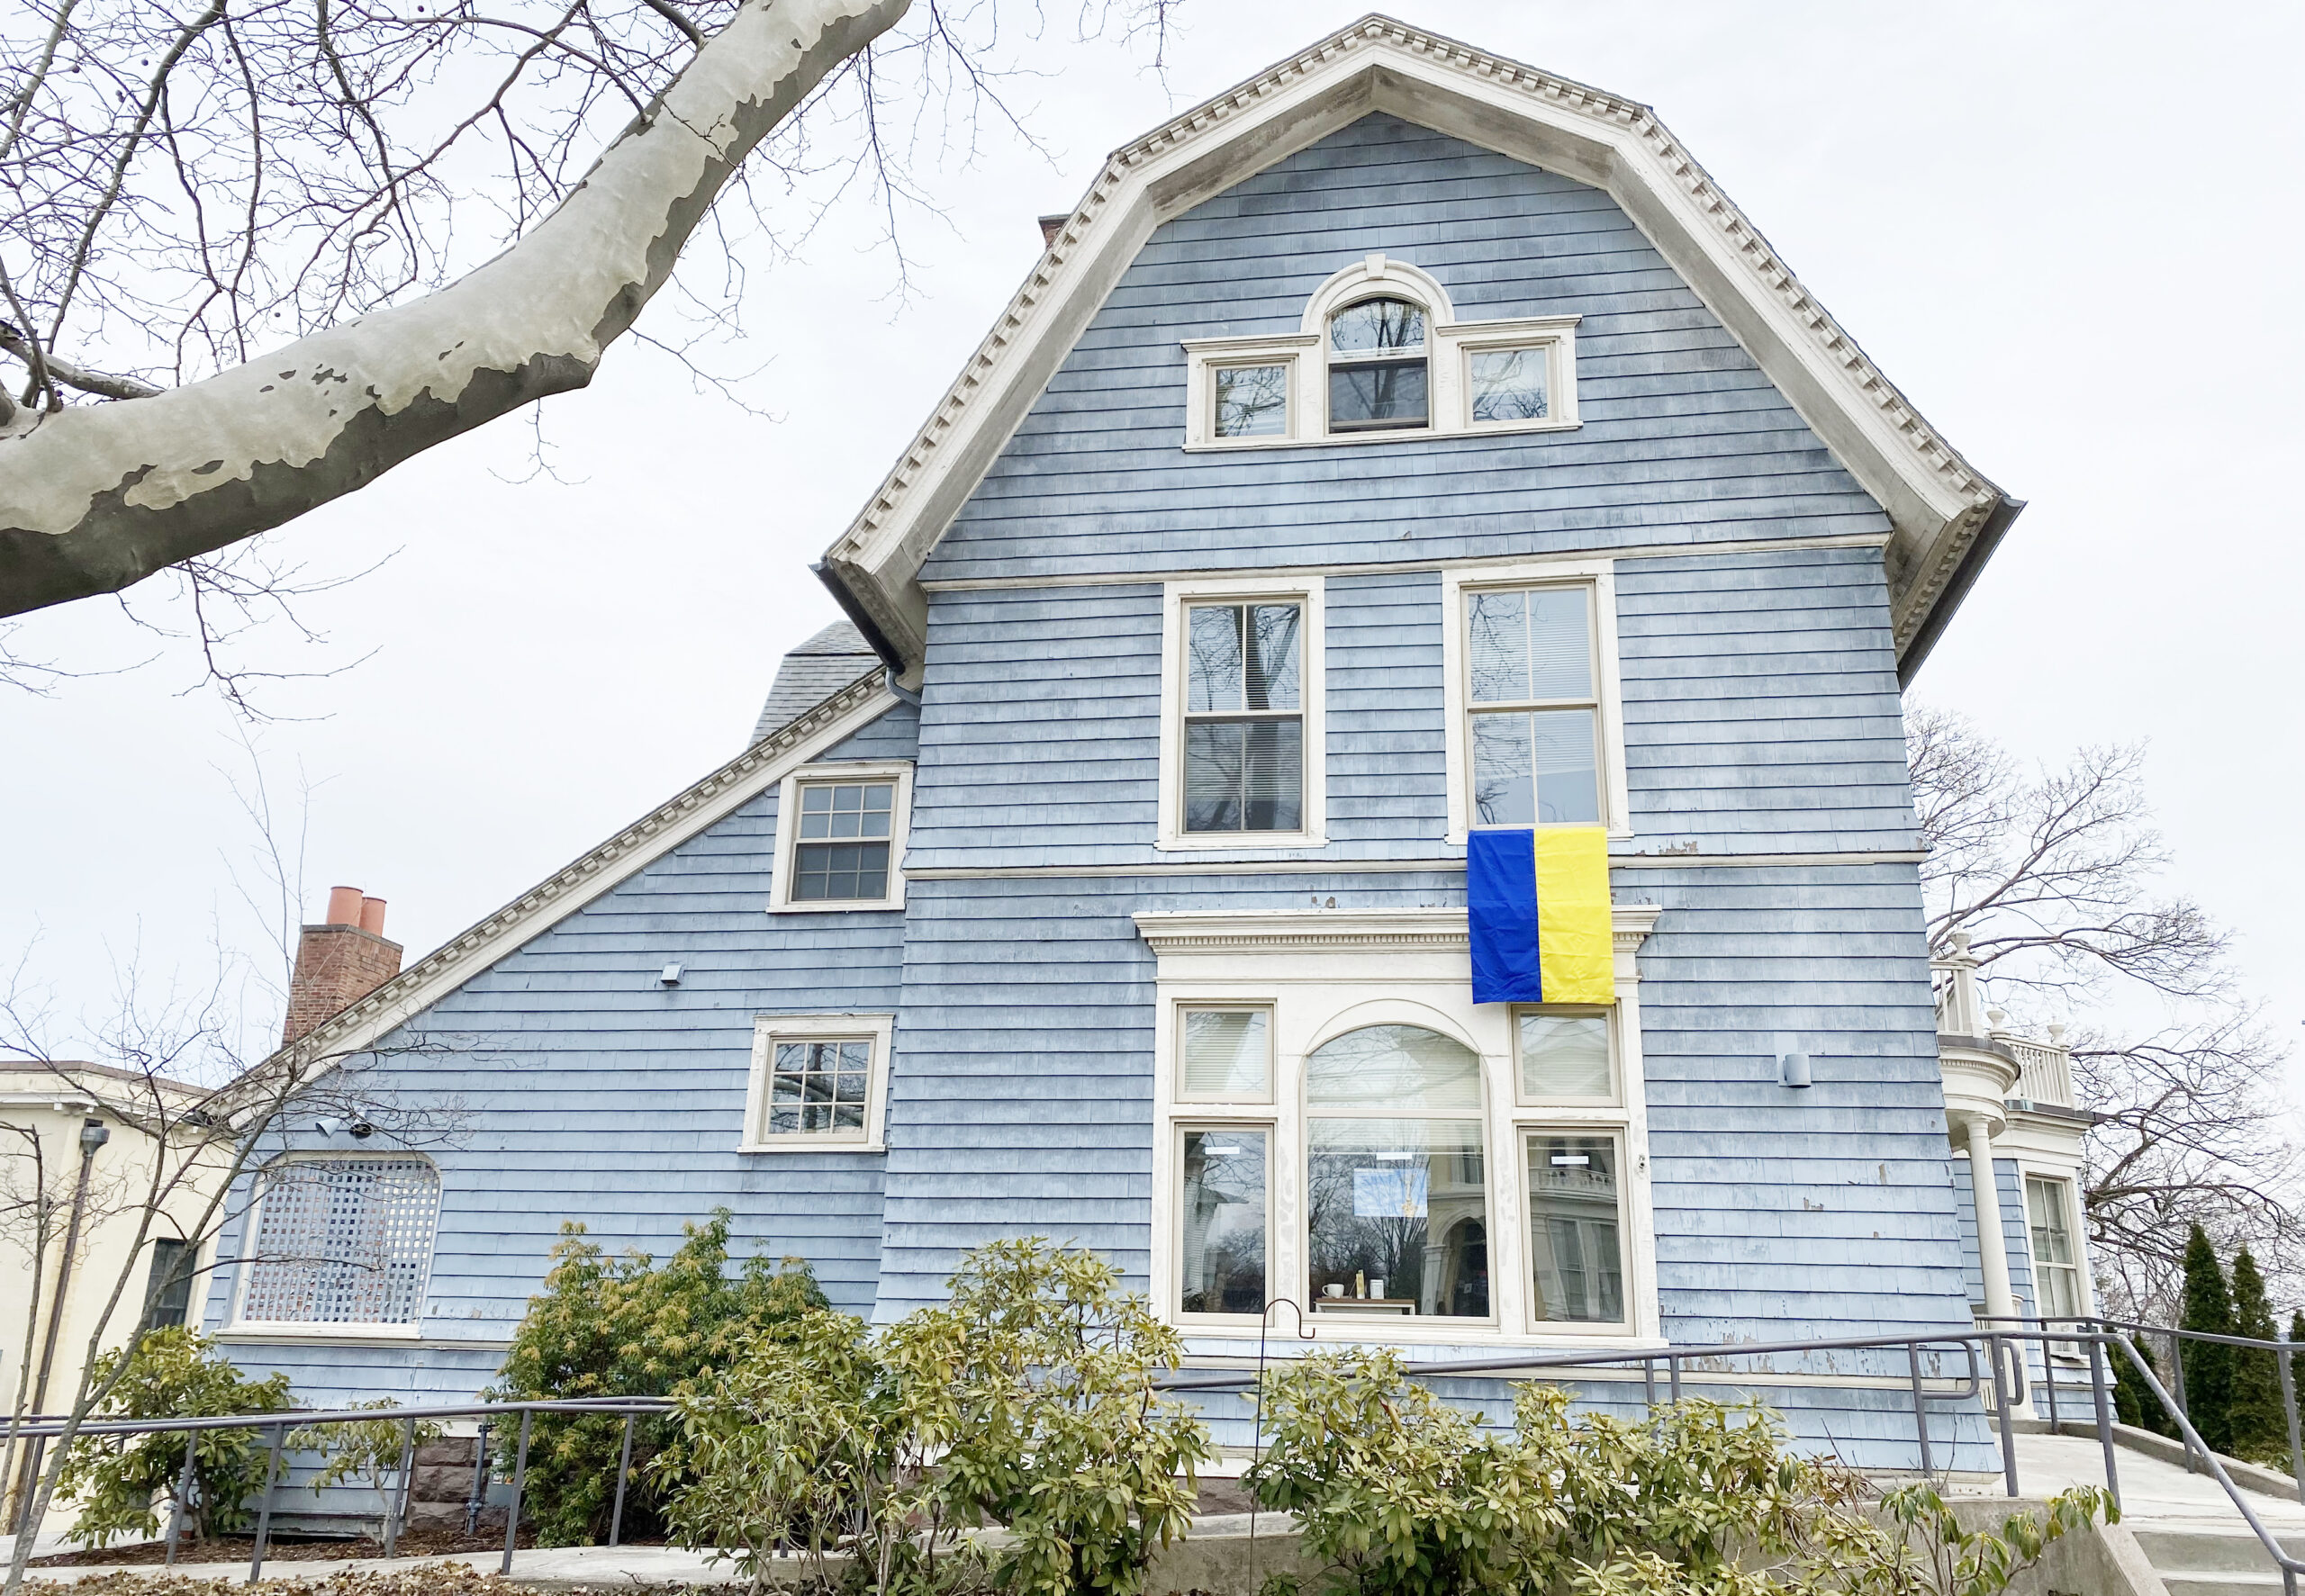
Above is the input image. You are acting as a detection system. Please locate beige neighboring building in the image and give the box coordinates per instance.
[1,1060,233,1519]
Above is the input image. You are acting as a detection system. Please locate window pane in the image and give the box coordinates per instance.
[1328,360,1428,431]
[1306,1024,1481,1110]
[1184,719,1303,833]
[1527,1135,1624,1325]
[1182,1009,1270,1099]
[1328,297,1425,353]
[766,1037,873,1135]
[1518,1013,1612,1099]
[1525,590,1593,700]
[1467,591,1529,704]
[1307,1119,1487,1318]
[1181,1129,1268,1314]
[792,840,890,901]
[142,1238,194,1331]
[1187,605,1243,713]
[1469,347,1549,422]
[1215,365,1288,438]
[799,781,892,843]
[1244,604,1301,711]
[1470,711,1535,825]
[1532,708,1600,825]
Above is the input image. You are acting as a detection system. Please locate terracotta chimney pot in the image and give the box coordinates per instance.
[284,885,405,1047]
[358,896,388,936]
[325,885,365,926]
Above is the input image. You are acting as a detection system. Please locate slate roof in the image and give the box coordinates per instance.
[750,620,881,746]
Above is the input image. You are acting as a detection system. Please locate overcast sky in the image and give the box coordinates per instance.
[5,0,2300,1077]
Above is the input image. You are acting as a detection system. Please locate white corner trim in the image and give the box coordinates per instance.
[271,672,899,1078]
[765,759,915,913]
[1155,575,1327,852]
[1436,558,1631,843]
[818,17,2005,669]
[738,1013,895,1153]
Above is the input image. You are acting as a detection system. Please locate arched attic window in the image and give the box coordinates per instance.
[1181,254,1583,450]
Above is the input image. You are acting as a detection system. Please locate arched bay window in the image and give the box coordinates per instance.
[1306,1024,1489,1319]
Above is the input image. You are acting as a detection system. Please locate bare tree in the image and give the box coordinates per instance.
[1907,705,2299,1321]
[0,0,1170,622]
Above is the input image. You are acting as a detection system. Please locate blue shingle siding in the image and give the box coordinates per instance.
[921,113,1889,587]
[817,699,918,763]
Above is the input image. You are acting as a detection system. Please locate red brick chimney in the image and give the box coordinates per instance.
[282,887,403,1046]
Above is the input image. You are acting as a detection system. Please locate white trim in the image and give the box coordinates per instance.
[1180,258,1577,452]
[915,531,1894,592]
[818,17,2006,669]
[1142,905,1660,1348]
[229,1150,441,1339]
[766,760,915,913]
[268,672,897,1078]
[738,1013,894,1153]
[1438,558,1631,843]
[903,852,1923,879]
[1156,575,1327,852]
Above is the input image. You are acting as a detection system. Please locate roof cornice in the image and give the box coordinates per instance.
[820,14,2011,672]
[267,668,895,1078]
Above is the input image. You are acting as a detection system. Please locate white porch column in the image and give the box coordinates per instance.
[1961,1113,2019,1327]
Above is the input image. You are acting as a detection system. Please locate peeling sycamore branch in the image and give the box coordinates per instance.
[0,0,909,620]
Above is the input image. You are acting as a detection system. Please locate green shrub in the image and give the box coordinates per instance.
[489,1210,827,1546]
[660,1237,1207,1596]
[1246,1347,2113,1596]
[57,1327,294,1546]
[288,1400,447,1529]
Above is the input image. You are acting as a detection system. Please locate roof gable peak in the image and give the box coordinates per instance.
[819,15,2013,682]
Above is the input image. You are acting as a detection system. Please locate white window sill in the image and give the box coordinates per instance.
[1154,832,1328,852]
[1177,1324,1662,1352]
[1183,418,1581,453]
[764,896,906,915]
[219,1322,423,1342]
[737,1139,887,1155]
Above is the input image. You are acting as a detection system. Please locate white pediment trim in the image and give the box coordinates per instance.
[819,14,2011,678]
[270,670,899,1078]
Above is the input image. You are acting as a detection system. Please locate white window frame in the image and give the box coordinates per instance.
[767,760,914,913]
[740,1012,894,1153]
[1156,575,1326,852]
[1141,906,1661,1347]
[1180,255,1579,450]
[2021,1171,2092,1322]
[1439,557,1632,843]
[228,1151,440,1339]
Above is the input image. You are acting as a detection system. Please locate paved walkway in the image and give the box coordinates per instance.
[1946,1429,2305,1530]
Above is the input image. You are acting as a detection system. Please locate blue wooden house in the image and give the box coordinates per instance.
[200,17,2097,1468]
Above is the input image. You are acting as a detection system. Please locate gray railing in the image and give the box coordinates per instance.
[10,1319,2300,1591]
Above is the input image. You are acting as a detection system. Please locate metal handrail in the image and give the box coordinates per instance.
[14,1319,2299,1589]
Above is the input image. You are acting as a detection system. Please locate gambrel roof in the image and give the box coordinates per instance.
[818,14,2017,682]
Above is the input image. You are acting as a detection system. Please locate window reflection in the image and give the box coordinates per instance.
[1526,1134,1624,1325]
[1180,1129,1267,1314]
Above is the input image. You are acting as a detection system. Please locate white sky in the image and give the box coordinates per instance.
[4,0,2300,1077]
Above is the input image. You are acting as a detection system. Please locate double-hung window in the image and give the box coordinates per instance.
[1515,1011,1630,1330]
[1173,1006,1274,1317]
[1442,564,1624,841]
[771,762,912,911]
[1161,582,1323,848]
[2024,1176,2086,1321]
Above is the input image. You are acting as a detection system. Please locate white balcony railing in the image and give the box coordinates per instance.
[1932,932,2076,1111]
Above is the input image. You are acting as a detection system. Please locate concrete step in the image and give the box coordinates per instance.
[2134,1526,2305,1596]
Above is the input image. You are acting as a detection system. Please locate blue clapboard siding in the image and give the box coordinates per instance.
[904,545,1913,870]
[1951,1156,2040,1316]
[873,862,1971,1348]
[212,706,920,1406]
[921,113,1889,585]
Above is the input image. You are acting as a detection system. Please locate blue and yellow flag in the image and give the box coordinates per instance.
[1467,827,1613,1005]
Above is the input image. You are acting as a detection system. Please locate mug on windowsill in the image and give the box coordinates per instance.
[1321,1283,1344,1297]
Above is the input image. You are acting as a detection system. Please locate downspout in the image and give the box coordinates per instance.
[12,1118,110,1521]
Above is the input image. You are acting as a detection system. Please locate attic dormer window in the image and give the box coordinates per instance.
[1325,296,1428,432]
[1181,257,1580,451]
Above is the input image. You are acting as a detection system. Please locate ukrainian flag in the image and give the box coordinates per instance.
[1467,826,1614,1005]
